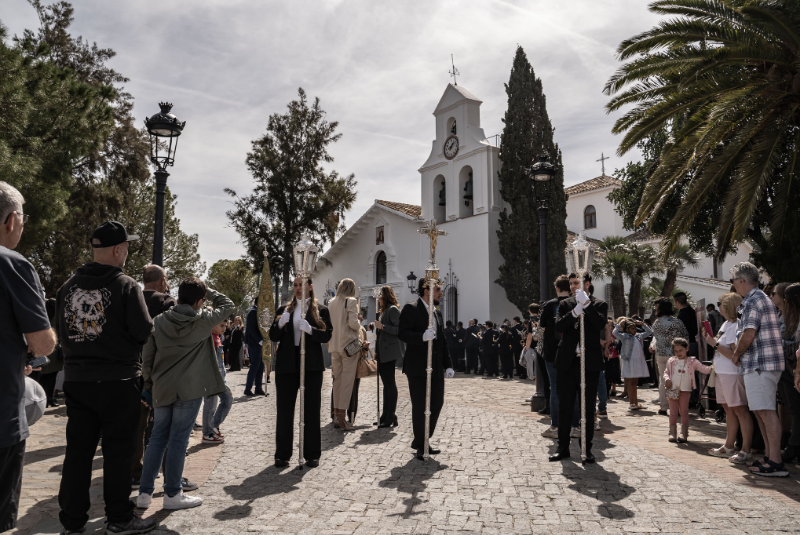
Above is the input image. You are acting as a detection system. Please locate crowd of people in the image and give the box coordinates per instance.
[3,177,800,534]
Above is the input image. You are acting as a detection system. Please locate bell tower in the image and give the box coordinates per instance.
[418,84,502,224]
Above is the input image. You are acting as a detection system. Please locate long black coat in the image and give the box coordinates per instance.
[554,296,608,373]
[398,298,452,378]
[268,303,333,374]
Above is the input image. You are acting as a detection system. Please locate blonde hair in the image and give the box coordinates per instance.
[718,292,743,321]
[336,278,356,299]
[234,315,242,325]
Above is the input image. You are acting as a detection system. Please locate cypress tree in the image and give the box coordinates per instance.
[496,46,568,312]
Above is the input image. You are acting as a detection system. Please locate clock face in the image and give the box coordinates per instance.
[443,135,459,160]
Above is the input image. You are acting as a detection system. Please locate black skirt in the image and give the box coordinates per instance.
[605,357,621,384]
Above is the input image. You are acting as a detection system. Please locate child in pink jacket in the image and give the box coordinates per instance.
[663,337,713,443]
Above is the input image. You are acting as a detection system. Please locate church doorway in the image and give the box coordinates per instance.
[441,259,459,325]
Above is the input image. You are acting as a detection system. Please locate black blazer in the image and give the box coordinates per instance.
[554,295,608,373]
[398,298,452,378]
[481,328,498,356]
[268,303,333,374]
[456,327,467,350]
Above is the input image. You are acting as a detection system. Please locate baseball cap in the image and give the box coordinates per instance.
[90,221,139,248]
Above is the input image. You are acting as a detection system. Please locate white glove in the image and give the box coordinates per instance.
[575,290,590,306]
[298,318,312,334]
[278,311,290,328]
[422,328,436,341]
[445,368,455,378]
[259,340,263,346]
[572,302,585,317]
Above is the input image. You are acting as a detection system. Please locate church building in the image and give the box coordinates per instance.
[314,83,754,323]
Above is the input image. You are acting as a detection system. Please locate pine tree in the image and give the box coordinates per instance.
[496,47,567,312]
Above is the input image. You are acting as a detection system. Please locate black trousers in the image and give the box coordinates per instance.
[500,353,514,377]
[59,379,141,530]
[485,352,498,375]
[406,374,444,450]
[130,403,151,480]
[275,370,323,462]
[0,439,25,532]
[37,372,59,403]
[379,359,398,420]
[348,378,360,420]
[456,347,466,371]
[537,353,551,399]
[556,361,600,454]
[466,347,479,373]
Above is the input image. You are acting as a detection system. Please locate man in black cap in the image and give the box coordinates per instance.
[56,221,158,534]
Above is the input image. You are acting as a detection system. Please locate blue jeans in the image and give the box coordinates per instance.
[245,343,264,392]
[545,360,579,429]
[139,396,202,497]
[597,370,608,412]
[202,388,232,436]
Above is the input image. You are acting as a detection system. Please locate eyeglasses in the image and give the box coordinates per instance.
[4,212,29,224]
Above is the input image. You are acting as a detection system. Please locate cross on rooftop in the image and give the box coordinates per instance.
[597,152,610,176]
[449,54,460,86]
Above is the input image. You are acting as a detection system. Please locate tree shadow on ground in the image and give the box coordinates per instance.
[378,457,448,519]
[213,463,311,521]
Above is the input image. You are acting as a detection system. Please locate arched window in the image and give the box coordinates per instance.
[375,251,387,285]
[584,205,597,229]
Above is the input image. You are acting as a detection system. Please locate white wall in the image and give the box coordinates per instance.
[565,187,628,241]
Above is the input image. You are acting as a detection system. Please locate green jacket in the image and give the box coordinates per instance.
[142,289,235,408]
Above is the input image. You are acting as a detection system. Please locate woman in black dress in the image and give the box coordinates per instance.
[269,277,332,468]
[227,316,244,371]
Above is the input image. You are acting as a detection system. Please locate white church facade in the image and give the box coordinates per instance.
[314,83,754,322]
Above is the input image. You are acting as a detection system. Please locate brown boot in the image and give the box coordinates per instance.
[677,423,689,443]
[668,424,677,443]
[337,409,355,432]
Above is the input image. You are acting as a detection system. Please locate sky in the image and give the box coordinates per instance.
[2,0,661,270]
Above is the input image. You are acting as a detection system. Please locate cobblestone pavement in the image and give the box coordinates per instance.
[13,368,800,534]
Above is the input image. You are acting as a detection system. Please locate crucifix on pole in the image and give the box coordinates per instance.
[596,152,610,176]
[449,54,460,86]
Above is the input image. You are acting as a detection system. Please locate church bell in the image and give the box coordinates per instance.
[438,181,446,206]
[463,172,473,206]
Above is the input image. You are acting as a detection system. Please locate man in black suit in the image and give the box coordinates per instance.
[455,321,467,372]
[398,277,454,460]
[481,321,499,377]
[549,273,608,464]
[512,317,525,378]
[464,319,480,374]
[444,320,459,371]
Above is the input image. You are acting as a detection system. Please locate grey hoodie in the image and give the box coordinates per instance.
[142,289,235,407]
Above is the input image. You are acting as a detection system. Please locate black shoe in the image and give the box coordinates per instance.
[105,515,158,534]
[410,441,421,450]
[305,459,319,468]
[274,458,289,467]
[538,405,550,415]
[415,449,426,461]
[428,446,440,455]
[549,450,571,462]
[48,399,60,407]
[583,452,596,464]
[658,409,668,416]
[266,376,271,383]
[181,477,198,492]
[254,390,266,396]
[130,477,140,490]
[392,415,398,427]
[60,528,85,535]
[244,390,255,397]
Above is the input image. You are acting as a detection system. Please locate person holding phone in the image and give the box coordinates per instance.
[0,182,56,533]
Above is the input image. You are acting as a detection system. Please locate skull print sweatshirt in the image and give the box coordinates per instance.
[57,262,154,382]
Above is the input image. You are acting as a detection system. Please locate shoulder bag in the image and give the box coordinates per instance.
[356,352,378,378]
[342,297,362,358]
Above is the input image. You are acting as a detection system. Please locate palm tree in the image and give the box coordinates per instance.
[625,243,660,316]
[593,236,633,319]
[660,243,700,298]
[604,0,800,258]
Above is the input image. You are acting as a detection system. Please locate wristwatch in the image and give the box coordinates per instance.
[714,342,719,349]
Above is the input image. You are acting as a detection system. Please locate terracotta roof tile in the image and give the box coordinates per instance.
[376,200,422,219]
[624,229,661,242]
[564,175,622,196]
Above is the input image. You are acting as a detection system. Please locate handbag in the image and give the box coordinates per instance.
[344,338,362,358]
[356,353,378,378]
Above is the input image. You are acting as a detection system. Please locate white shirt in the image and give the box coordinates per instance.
[421,298,438,336]
[674,360,693,391]
[713,320,740,375]
[292,298,310,346]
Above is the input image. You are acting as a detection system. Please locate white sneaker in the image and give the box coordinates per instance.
[135,492,152,509]
[570,427,580,438]
[163,490,203,510]
[541,426,558,438]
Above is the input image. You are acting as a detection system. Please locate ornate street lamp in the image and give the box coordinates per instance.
[144,102,185,266]
[527,153,556,413]
[407,271,418,294]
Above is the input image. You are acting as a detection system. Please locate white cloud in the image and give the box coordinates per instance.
[3,0,660,269]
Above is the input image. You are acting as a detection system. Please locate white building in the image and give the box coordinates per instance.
[314,83,754,322]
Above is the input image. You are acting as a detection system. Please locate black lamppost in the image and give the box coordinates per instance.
[145,102,185,266]
[270,255,283,306]
[527,153,556,412]
[407,271,418,295]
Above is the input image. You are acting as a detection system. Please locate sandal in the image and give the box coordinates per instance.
[750,459,789,477]
[748,456,768,469]
[628,404,642,411]
[708,445,735,458]
[729,451,753,464]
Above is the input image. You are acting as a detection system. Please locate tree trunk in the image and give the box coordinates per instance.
[628,268,643,317]
[660,269,677,298]
[611,270,626,320]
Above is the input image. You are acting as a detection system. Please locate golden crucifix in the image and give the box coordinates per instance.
[418,220,448,273]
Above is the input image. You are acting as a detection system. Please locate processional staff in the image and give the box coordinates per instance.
[372,286,382,427]
[564,232,595,464]
[293,235,319,470]
[418,220,447,461]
